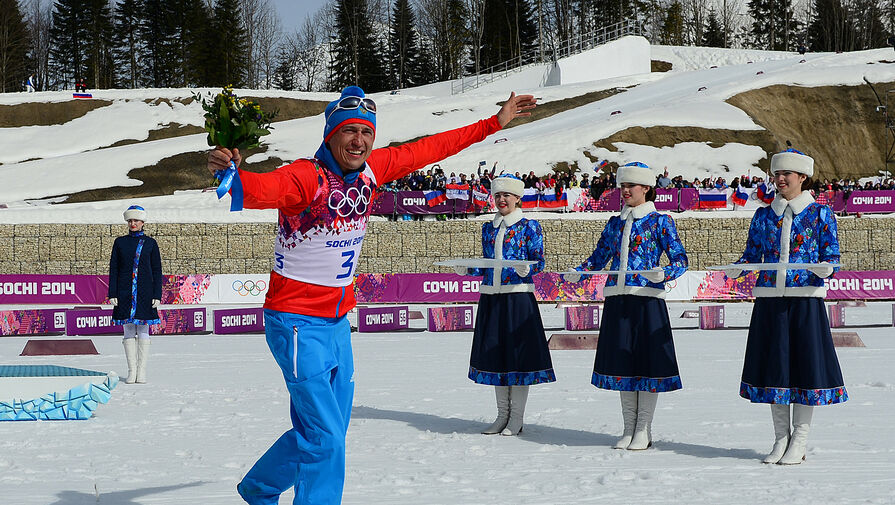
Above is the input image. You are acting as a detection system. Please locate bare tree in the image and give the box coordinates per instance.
[718,0,745,47]
[26,0,52,90]
[239,0,281,89]
[290,9,328,91]
[416,0,470,80]
[466,0,486,74]
[683,0,709,44]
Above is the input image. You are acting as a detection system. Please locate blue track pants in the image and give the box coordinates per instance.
[237,309,354,505]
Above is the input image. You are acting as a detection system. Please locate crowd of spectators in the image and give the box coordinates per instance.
[379,164,895,219]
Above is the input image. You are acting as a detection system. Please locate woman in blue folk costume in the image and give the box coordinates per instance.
[727,148,845,465]
[565,162,688,450]
[457,174,555,436]
[108,205,163,384]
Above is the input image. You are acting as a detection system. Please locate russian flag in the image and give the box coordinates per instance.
[756,183,775,204]
[731,187,749,206]
[698,189,728,209]
[445,183,470,200]
[538,191,568,208]
[472,189,489,208]
[521,188,539,208]
[424,190,446,207]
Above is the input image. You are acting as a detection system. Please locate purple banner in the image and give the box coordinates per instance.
[564,305,601,330]
[845,190,895,213]
[1,309,67,336]
[355,273,482,304]
[654,189,679,211]
[213,307,264,334]
[0,275,107,305]
[427,306,474,331]
[65,309,121,335]
[371,191,396,215]
[395,191,455,215]
[357,305,408,332]
[65,308,207,335]
[825,271,895,299]
[679,188,699,210]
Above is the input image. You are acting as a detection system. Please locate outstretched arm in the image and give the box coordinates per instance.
[369,92,537,184]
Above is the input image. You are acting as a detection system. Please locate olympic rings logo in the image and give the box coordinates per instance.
[328,185,372,217]
[232,279,267,296]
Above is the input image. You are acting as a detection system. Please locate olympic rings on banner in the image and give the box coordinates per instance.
[328,185,372,217]
[232,279,268,296]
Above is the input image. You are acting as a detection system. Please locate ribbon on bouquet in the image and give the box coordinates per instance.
[214,160,244,212]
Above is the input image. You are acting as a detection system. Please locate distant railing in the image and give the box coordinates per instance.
[451,20,642,95]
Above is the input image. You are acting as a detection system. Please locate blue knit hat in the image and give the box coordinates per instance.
[323,86,376,142]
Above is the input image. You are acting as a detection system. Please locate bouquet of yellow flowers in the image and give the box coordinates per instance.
[195,86,277,211]
[196,85,276,151]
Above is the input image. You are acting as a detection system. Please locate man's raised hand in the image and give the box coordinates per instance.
[496,92,537,128]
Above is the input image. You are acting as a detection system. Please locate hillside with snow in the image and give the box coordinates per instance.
[1,37,893,223]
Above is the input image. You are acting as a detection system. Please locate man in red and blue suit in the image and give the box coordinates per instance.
[207,86,536,505]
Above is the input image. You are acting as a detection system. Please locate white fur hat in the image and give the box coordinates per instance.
[123,205,147,222]
[491,175,524,197]
[616,162,655,187]
[771,149,814,177]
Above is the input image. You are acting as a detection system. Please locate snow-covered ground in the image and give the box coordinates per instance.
[0,301,892,504]
[1,40,894,217]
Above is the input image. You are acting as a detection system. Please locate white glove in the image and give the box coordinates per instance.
[453,265,469,276]
[151,299,160,308]
[109,297,117,306]
[562,272,583,283]
[724,268,743,279]
[642,269,665,283]
[807,262,835,278]
[514,265,531,277]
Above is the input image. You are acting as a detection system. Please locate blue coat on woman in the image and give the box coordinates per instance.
[108,231,163,325]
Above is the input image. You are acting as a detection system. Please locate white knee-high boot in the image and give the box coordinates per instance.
[122,338,138,384]
[482,386,510,434]
[501,385,529,436]
[614,391,638,449]
[628,391,658,450]
[135,338,151,384]
[779,404,813,465]
[763,404,791,464]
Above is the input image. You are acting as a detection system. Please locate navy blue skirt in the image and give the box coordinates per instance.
[592,295,682,392]
[740,297,847,405]
[468,292,556,386]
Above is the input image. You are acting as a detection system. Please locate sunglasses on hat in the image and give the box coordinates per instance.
[327,96,377,120]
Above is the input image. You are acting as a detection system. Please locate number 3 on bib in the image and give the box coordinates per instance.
[337,250,356,280]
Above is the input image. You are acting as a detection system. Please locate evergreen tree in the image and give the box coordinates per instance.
[589,0,637,29]
[139,0,178,87]
[114,0,143,88]
[330,0,386,92]
[211,0,249,87]
[414,35,437,86]
[388,0,422,89]
[747,0,802,50]
[50,0,89,88]
[807,0,855,51]
[272,46,295,91]
[83,0,115,89]
[852,0,886,49]
[661,1,686,45]
[171,0,213,87]
[0,0,30,92]
[702,8,725,47]
[475,0,538,70]
[425,0,467,81]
